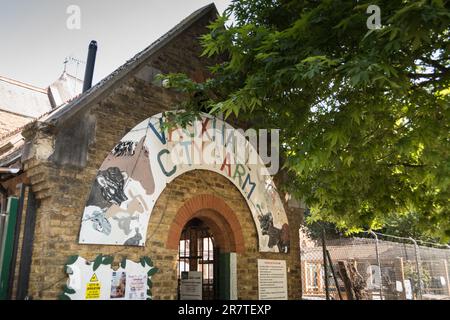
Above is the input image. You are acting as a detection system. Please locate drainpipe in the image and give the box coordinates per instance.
[16,187,37,300]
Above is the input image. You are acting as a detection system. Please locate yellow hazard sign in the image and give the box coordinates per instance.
[90,274,99,282]
[86,274,101,299]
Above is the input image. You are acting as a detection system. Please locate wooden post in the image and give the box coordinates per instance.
[326,250,343,300]
[301,260,307,296]
[395,257,407,300]
[322,230,330,300]
[338,260,355,300]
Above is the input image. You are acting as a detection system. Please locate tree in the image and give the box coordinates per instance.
[162,0,450,241]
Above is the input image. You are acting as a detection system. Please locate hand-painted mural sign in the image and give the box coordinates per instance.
[79,112,290,253]
[60,255,157,300]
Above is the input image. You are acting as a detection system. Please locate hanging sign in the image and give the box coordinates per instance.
[79,113,290,253]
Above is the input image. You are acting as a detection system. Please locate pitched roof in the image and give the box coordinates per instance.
[0,75,52,118]
[43,3,217,126]
[0,3,218,168]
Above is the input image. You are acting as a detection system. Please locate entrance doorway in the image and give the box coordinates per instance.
[177,218,217,300]
[169,195,246,300]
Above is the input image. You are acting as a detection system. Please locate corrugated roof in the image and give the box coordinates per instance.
[0,75,52,118]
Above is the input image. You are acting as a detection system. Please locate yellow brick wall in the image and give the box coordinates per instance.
[16,12,302,300]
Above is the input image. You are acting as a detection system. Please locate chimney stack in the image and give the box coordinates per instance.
[82,40,97,93]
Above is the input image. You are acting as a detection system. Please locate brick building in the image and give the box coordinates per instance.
[0,4,304,300]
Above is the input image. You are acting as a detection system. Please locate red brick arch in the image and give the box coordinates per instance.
[166,194,245,253]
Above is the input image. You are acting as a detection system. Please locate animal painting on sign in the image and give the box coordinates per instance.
[86,167,128,209]
[258,212,290,253]
[107,190,149,236]
[102,138,155,195]
[81,136,155,245]
[83,167,129,235]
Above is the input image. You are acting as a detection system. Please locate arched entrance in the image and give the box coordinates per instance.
[177,218,217,300]
[168,194,246,300]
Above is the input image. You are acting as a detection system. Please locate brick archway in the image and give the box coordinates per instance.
[166,194,245,253]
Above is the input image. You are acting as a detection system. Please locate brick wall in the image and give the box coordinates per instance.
[17,9,302,300]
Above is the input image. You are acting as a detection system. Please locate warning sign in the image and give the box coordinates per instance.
[90,274,98,282]
[85,274,101,299]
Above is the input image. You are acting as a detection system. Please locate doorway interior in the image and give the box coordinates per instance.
[177,218,218,300]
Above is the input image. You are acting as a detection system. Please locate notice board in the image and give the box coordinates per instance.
[258,259,288,300]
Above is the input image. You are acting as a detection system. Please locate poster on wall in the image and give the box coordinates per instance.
[257,259,288,300]
[60,255,158,300]
[79,112,290,253]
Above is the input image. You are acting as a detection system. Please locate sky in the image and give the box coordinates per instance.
[0,0,231,88]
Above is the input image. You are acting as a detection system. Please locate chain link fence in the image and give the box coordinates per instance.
[300,231,450,300]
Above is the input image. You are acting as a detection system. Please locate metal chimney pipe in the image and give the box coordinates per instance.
[82,40,98,93]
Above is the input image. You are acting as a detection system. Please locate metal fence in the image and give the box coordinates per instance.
[300,231,450,300]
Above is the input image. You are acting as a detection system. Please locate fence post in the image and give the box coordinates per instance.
[395,257,407,300]
[410,237,423,299]
[326,249,343,300]
[442,259,450,296]
[369,231,383,300]
[322,229,330,300]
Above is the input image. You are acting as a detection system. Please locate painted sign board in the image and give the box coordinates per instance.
[180,271,203,300]
[61,256,157,300]
[79,113,290,253]
[258,259,288,300]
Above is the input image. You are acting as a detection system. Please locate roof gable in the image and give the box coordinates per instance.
[44,3,218,126]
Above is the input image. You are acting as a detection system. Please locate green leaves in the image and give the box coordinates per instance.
[58,293,71,301]
[120,258,127,269]
[159,0,450,240]
[63,285,76,295]
[102,255,114,265]
[65,255,79,266]
[147,268,159,277]
[93,255,103,271]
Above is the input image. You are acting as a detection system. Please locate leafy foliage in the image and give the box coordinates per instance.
[404,261,432,297]
[92,254,103,271]
[162,0,450,240]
